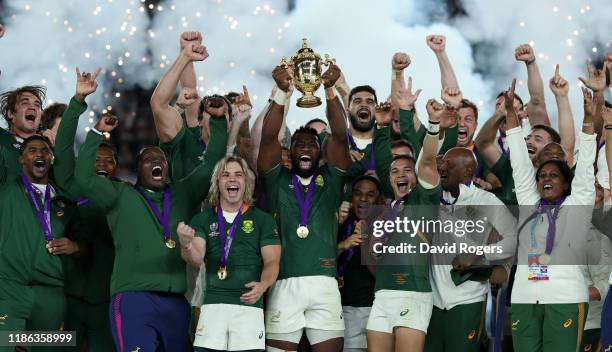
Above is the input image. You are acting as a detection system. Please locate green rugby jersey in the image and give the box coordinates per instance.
[374,182,440,292]
[262,163,346,279]
[190,206,280,308]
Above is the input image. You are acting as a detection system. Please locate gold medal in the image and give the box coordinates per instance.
[539,253,551,265]
[217,267,228,280]
[296,226,309,238]
[165,238,176,249]
[46,241,53,253]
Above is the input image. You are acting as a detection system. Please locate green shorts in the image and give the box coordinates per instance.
[424,301,486,352]
[510,303,588,352]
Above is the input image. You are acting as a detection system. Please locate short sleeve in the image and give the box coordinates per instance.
[258,211,281,247]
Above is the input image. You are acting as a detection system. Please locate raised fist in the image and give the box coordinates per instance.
[426,35,446,53]
[95,113,119,133]
[322,63,341,89]
[181,42,209,62]
[441,87,462,109]
[177,221,195,246]
[272,65,293,92]
[177,87,199,108]
[549,64,568,97]
[514,44,535,63]
[425,99,444,123]
[204,96,228,117]
[180,31,202,49]
[392,52,411,70]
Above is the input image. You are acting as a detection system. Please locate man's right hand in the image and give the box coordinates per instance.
[180,31,202,49]
[181,43,209,62]
[272,64,293,92]
[75,67,102,102]
[579,59,606,92]
[426,35,446,53]
[514,44,535,64]
[95,113,119,133]
[549,64,568,97]
[392,52,411,71]
[176,87,199,109]
[177,221,195,247]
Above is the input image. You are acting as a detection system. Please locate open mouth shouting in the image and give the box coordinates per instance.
[151,166,163,181]
[96,170,109,177]
[299,155,312,170]
[226,184,240,198]
[457,127,468,144]
[396,180,410,195]
[33,159,47,174]
[526,144,537,156]
[357,107,371,122]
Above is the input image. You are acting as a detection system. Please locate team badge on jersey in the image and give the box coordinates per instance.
[210,223,218,232]
[242,220,254,234]
[315,174,324,187]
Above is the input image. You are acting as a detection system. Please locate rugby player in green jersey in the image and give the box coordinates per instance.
[177,155,281,351]
[259,62,352,352]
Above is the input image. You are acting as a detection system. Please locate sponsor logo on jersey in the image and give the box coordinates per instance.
[0,314,7,326]
[467,330,476,340]
[584,343,592,351]
[400,308,409,317]
[242,220,254,234]
[270,310,281,323]
[511,320,519,331]
[315,175,324,187]
[563,319,572,328]
[392,273,408,285]
[258,331,263,339]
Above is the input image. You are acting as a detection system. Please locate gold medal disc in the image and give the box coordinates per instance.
[296,226,309,238]
[165,238,176,249]
[217,267,228,280]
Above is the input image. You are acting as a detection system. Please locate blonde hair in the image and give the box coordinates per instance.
[207,155,256,206]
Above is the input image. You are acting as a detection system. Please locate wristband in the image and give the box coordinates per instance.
[272,89,288,105]
[582,122,594,128]
[392,69,403,80]
[604,125,612,130]
[427,122,440,135]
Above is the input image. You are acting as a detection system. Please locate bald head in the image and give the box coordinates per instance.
[439,147,477,192]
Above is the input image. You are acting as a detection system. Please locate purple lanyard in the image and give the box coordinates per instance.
[338,217,356,276]
[380,200,402,240]
[20,173,53,242]
[216,204,244,268]
[135,186,171,241]
[497,136,509,156]
[538,196,566,255]
[291,173,317,227]
[347,131,375,171]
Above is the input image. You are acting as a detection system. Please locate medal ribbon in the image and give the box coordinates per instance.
[135,186,171,242]
[291,173,317,228]
[337,216,356,277]
[20,173,53,242]
[217,204,244,268]
[347,131,375,171]
[539,196,566,256]
[497,136,509,156]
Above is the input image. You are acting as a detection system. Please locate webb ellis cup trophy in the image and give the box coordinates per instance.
[281,38,334,108]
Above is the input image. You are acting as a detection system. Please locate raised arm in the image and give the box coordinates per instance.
[504,79,539,205]
[227,86,252,155]
[55,67,101,196]
[418,99,442,186]
[474,110,505,168]
[323,64,351,170]
[579,60,607,144]
[390,52,422,132]
[257,65,291,173]
[334,71,351,109]
[515,44,550,126]
[74,116,120,212]
[179,31,203,127]
[150,42,208,143]
[604,106,612,195]
[426,35,459,90]
[549,64,575,165]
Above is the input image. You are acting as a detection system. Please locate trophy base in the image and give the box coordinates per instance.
[296,95,322,108]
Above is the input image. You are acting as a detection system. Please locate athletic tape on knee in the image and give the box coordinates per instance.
[305,328,344,345]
